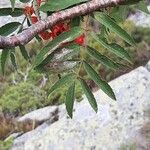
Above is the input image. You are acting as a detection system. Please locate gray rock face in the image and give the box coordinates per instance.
[128,6,150,27]
[10,61,150,150]
[146,60,150,72]
[18,106,59,122]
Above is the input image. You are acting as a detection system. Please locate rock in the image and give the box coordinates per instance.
[10,63,150,150]
[18,106,59,122]
[128,8,150,27]
[133,122,150,150]
[17,104,67,129]
[16,106,63,131]
[5,132,23,141]
[145,60,150,72]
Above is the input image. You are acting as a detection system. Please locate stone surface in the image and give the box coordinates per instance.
[146,60,150,72]
[18,106,59,122]
[10,62,150,150]
[128,6,150,27]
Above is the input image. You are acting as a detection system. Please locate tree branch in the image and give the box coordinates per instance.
[0,0,138,49]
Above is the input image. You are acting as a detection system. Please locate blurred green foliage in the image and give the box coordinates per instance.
[0,70,83,115]
[0,82,47,115]
[133,27,150,44]
[0,138,14,150]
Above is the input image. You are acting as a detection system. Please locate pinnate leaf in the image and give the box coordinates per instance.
[87,46,120,70]
[95,12,135,45]
[19,45,30,61]
[0,22,21,36]
[79,78,98,112]
[33,27,83,67]
[65,82,75,118]
[1,49,9,74]
[40,0,88,12]
[48,73,75,94]
[10,52,17,70]
[0,8,23,17]
[83,61,116,100]
[91,33,132,63]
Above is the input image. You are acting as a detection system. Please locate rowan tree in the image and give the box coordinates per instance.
[0,0,149,118]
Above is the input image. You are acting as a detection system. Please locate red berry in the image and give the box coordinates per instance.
[24,6,34,16]
[51,23,70,39]
[31,16,38,24]
[51,28,61,38]
[61,24,70,32]
[39,31,52,40]
[74,34,85,45]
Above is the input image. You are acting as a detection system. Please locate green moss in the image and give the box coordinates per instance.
[0,138,14,150]
[27,70,44,85]
[0,74,83,115]
[0,82,47,115]
[0,82,8,97]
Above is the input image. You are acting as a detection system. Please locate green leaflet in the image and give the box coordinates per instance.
[87,46,120,70]
[111,6,129,22]
[10,52,17,70]
[35,44,80,73]
[40,0,88,12]
[19,0,31,3]
[0,22,21,36]
[33,27,83,68]
[79,78,98,112]
[0,8,23,17]
[19,45,30,61]
[95,12,135,45]
[48,73,75,94]
[1,49,10,75]
[83,61,116,100]
[91,33,132,63]
[109,43,132,63]
[65,82,75,118]
[71,17,81,27]
[65,43,81,50]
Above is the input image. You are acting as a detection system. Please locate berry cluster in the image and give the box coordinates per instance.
[74,34,85,45]
[24,0,85,45]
